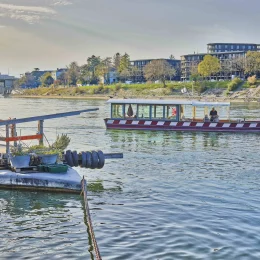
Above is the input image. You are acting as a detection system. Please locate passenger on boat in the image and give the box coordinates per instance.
[204,114,210,122]
[210,107,218,122]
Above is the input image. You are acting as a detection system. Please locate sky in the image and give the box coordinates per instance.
[0,0,259,77]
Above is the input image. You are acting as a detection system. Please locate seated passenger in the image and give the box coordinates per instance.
[204,114,210,122]
[210,107,218,122]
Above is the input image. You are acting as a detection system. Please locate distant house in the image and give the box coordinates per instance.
[108,68,117,84]
[0,74,16,95]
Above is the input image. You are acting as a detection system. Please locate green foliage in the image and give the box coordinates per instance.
[115,83,122,91]
[227,77,242,91]
[52,134,71,151]
[40,72,54,86]
[66,61,80,86]
[245,51,260,76]
[11,145,29,156]
[118,53,130,73]
[28,134,70,155]
[198,55,221,78]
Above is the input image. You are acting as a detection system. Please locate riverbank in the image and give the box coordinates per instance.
[11,81,260,103]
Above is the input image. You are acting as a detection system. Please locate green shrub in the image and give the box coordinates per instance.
[115,83,122,91]
[227,78,242,91]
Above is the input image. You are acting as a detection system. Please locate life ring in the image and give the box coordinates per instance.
[171,107,177,116]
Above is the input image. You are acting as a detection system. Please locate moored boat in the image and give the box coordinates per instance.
[0,108,123,193]
[104,99,260,132]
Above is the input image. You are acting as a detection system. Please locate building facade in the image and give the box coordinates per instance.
[51,68,68,80]
[181,42,260,81]
[130,59,181,82]
[207,43,260,53]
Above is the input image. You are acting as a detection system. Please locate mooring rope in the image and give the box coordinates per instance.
[81,177,102,260]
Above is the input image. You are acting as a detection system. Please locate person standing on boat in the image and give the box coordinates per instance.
[210,107,218,122]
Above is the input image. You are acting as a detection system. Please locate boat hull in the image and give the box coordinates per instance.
[0,167,82,193]
[104,119,260,133]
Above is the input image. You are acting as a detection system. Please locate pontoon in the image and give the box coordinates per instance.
[104,99,260,132]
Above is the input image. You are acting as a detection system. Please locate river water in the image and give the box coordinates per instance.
[0,98,259,260]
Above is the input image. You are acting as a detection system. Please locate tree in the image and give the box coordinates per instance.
[113,53,121,72]
[245,51,260,77]
[232,57,246,78]
[129,66,142,82]
[120,68,131,82]
[40,72,54,86]
[169,54,175,60]
[198,55,221,78]
[15,73,36,88]
[143,59,176,87]
[66,61,80,86]
[95,57,112,84]
[247,75,257,85]
[118,53,130,74]
[221,59,232,80]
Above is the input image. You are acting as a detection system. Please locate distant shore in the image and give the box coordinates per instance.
[11,94,260,103]
[11,82,260,103]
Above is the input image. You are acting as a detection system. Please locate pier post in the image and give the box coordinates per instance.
[5,124,9,154]
[38,120,44,146]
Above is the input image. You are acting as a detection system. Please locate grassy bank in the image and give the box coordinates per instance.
[12,81,260,102]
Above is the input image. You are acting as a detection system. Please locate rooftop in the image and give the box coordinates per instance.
[207,43,259,45]
[131,58,181,62]
[107,99,230,106]
[181,51,246,57]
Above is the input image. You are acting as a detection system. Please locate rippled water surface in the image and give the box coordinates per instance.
[0,98,260,260]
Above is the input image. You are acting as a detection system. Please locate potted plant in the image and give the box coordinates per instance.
[29,134,71,165]
[10,145,31,168]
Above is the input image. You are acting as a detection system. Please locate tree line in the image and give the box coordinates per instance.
[190,51,260,81]
[16,53,178,88]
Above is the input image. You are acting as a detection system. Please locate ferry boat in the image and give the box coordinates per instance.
[104,99,260,133]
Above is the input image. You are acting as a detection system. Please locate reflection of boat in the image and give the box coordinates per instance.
[104,99,260,132]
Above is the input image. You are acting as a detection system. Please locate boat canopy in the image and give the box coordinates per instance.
[107,99,230,107]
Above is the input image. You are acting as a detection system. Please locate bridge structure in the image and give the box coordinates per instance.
[0,74,16,96]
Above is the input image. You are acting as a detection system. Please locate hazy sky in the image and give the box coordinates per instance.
[0,0,259,76]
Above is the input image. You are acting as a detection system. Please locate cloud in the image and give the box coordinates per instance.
[0,3,56,24]
[51,0,72,6]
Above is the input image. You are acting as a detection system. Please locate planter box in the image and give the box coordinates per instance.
[10,155,31,168]
[38,154,58,165]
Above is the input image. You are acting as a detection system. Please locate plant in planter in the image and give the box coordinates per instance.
[10,145,31,168]
[29,134,71,165]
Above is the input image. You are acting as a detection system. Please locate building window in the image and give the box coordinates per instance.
[237,45,239,49]
[225,45,228,48]
[248,46,251,50]
[231,45,233,49]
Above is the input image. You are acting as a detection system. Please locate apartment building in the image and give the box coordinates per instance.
[130,59,181,82]
[181,42,260,81]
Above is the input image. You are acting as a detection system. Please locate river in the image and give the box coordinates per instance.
[0,98,260,259]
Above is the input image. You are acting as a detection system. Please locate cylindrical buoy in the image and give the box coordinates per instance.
[72,151,79,167]
[86,151,92,168]
[91,151,99,169]
[81,152,87,168]
[97,150,105,169]
[65,150,74,167]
